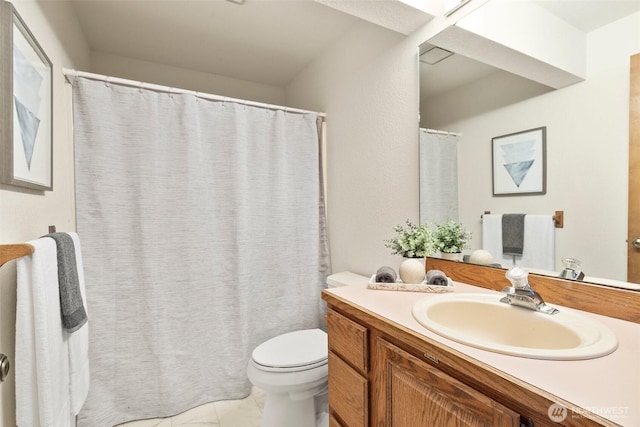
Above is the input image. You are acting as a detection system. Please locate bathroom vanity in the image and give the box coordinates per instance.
[322,258,640,427]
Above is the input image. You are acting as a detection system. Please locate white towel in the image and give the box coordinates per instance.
[16,237,72,426]
[482,214,555,271]
[68,232,90,416]
[15,242,41,426]
[16,233,90,427]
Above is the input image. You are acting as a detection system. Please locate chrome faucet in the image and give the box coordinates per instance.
[500,267,559,315]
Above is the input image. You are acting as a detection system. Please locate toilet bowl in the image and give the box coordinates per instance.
[247,328,328,427]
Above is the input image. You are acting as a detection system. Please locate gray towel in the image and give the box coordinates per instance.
[45,232,88,332]
[502,214,525,256]
[375,266,397,283]
[426,269,448,286]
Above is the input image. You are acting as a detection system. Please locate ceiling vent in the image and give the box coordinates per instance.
[420,47,454,65]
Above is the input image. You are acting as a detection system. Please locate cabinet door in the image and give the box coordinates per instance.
[373,338,520,427]
[329,413,345,427]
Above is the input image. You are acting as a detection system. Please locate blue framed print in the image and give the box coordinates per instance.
[492,127,546,196]
[1,1,53,191]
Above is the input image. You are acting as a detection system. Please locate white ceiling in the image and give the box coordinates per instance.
[535,0,640,32]
[69,0,640,91]
[70,0,364,87]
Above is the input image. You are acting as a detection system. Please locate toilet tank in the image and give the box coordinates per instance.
[326,272,369,288]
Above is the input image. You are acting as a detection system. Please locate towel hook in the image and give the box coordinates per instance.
[553,211,564,228]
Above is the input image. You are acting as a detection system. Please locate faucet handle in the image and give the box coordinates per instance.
[506,267,529,289]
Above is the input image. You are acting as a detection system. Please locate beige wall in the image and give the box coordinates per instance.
[90,51,287,106]
[287,21,421,277]
[0,1,90,424]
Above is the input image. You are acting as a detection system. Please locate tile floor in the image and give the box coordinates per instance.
[115,387,266,427]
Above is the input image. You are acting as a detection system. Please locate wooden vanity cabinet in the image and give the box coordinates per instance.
[372,337,520,426]
[326,308,369,427]
[326,306,518,427]
[324,294,615,427]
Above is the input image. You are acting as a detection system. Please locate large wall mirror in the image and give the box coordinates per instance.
[418,2,640,289]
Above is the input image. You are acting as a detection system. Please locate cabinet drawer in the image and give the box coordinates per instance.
[328,352,368,427]
[326,309,368,373]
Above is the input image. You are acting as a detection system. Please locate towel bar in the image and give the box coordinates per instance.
[481,211,564,228]
[0,244,35,268]
[0,226,58,268]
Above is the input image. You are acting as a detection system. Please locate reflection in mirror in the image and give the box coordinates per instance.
[417,6,640,289]
[419,128,459,225]
[418,42,552,127]
[418,44,551,272]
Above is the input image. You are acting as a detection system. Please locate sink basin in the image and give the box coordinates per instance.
[412,293,618,360]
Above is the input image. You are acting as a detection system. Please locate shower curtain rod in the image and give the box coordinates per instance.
[62,68,326,118]
[423,128,461,137]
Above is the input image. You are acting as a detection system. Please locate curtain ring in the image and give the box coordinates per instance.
[105,76,111,87]
[139,81,145,93]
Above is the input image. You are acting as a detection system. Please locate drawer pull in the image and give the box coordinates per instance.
[423,352,439,364]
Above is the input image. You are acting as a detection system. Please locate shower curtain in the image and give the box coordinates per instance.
[70,77,329,426]
[419,128,460,224]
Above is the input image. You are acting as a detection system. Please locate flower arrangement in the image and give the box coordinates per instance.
[384,220,434,258]
[432,220,472,254]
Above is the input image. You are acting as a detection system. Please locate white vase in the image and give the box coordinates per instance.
[402,257,426,267]
[400,257,426,283]
[440,252,461,262]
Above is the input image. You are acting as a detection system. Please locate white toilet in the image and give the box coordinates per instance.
[247,272,369,427]
[247,328,329,427]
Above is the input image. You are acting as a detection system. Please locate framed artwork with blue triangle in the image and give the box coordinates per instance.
[1,1,52,191]
[492,127,546,196]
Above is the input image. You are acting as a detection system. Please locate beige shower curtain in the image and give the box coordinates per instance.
[71,76,329,426]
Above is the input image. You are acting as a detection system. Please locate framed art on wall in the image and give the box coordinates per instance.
[0,1,53,191]
[492,127,546,196]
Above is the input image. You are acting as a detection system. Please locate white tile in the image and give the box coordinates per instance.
[118,392,264,427]
[250,387,266,412]
[123,417,173,427]
[214,394,262,427]
[171,402,219,426]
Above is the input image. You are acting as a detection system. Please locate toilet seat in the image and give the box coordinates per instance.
[251,329,327,372]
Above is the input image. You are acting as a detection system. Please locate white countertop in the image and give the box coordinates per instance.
[325,278,640,426]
